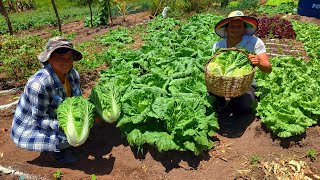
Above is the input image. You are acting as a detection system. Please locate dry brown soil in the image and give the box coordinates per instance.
[0,11,320,180]
[16,11,153,45]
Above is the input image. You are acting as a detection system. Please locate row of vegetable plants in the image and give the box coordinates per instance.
[1,0,300,35]
[226,1,298,15]
[0,5,93,34]
[56,14,223,155]
[2,11,319,154]
[255,21,320,137]
[0,0,152,34]
[88,15,224,155]
[59,12,320,155]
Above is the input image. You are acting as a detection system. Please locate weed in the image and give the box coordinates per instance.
[306,149,317,161]
[249,154,262,165]
[53,170,62,180]
[277,47,284,54]
[92,174,97,180]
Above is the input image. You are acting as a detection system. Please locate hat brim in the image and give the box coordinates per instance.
[37,46,83,63]
[214,16,258,38]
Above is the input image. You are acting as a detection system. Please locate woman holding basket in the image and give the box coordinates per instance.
[212,10,272,115]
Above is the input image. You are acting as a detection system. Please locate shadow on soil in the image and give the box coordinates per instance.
[26,111,264,174]
[27,122,213,173]
[216,112,256,138]
[24,110,279,175]
[27,123,127,175]
[260,122,307,149]
[132,146,211,173]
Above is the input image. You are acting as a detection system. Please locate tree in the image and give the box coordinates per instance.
[107,0,112,25]
[51,0,61,33]
[87,0,93,27]
[98,0,112,26]
[0,0,13,35]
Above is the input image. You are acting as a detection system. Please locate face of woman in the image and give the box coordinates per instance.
[48,48,75,76]
[225,20,246,38]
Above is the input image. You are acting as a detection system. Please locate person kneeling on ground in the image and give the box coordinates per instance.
[10,36,83,166]
[212,10,272,115]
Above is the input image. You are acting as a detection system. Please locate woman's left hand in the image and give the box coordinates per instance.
[248,54,260,66]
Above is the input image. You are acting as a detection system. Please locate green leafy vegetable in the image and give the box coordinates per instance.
[90,14,224,155]
[208,49,252,77]
[56,96,95,147]
[256,57,320,138]
[89,83,121,123]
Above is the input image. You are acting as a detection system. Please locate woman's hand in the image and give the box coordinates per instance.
[248,52,272,73]
[248,54,260,66]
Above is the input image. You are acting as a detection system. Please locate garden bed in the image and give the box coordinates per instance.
[0,11,319,180]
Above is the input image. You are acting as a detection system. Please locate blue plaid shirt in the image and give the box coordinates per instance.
[11,64,82,152]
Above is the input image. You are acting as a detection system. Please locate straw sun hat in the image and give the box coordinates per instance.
[214,11,258,38]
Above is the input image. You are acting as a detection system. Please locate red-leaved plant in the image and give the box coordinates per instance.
[256,17,296,39]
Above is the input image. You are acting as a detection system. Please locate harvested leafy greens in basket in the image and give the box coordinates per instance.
[207,49,253,77]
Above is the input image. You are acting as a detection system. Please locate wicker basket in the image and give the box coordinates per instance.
[204,48,256,98]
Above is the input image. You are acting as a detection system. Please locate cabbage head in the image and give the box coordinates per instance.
[56,96,95,147]
[89,83,121,123]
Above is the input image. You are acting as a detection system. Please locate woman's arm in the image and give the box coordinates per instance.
[27,81,59,131]
[248,52,272,73]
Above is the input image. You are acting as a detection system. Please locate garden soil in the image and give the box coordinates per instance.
[0,11,320,180]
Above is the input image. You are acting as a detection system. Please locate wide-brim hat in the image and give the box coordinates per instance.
[37,36,82,63]
[214,11,258,38]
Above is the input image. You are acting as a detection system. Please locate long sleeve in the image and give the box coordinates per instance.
[26,80,59,131]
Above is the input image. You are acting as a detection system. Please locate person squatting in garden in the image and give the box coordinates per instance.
[10,36,83,166]
[212,10,272,115]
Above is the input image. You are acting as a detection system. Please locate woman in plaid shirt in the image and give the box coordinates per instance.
[11,36,83,166]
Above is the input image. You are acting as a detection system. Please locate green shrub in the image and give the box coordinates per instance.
[0,35,44,79]
[3,0,36,12]
[237,0,259,11]
[182,0,213,13]
[265,0,298,6]
[257,2,297,15]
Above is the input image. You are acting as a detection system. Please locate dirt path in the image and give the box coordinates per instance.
[17,11,153,45]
